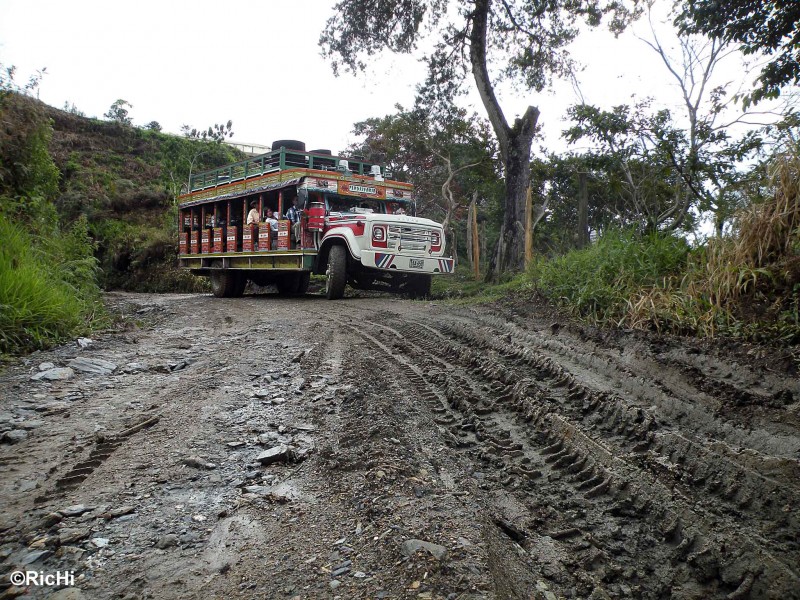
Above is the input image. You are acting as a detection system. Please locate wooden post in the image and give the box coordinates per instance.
[470,195,480,280]
[524,185,533,268]
[577,171,589,249]
[466,199,474,272]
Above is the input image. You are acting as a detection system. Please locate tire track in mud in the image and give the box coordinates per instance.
[44,415,161,498]
[346,309,800,599]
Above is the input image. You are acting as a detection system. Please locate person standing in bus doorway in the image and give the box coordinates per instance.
[246,201,260,225]
[285,196,301,245]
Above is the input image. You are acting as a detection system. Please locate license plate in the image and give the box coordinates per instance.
[409,258,424,269]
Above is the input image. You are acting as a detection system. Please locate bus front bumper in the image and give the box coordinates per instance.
[360,251,454,274]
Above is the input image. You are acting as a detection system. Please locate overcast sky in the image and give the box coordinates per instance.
[0,0,754,155]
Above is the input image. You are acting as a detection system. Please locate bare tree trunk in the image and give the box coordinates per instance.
[451,228,458,268]
[466,197,474,270]
[467,193,480,280]
[480,221,487,271]
[437,151,482,272]
[524,186,533,268]
[470,0,539,280]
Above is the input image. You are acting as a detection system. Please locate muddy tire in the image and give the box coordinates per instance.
[407,274,432,299]
[211,270,243,298]
[325,245,347,300]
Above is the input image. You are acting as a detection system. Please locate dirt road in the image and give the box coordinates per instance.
[1,291,798,599]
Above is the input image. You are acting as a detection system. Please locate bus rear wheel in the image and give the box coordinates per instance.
[325,245,347,300]
[211,271,244,298]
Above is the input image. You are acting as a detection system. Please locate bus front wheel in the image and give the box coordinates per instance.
[325,246,347,300]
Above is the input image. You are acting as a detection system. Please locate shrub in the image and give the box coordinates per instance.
[632,142,800,341]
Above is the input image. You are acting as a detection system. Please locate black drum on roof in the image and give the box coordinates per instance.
[271,140,306,151]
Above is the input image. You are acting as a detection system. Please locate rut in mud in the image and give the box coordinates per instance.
[0,292,797,599]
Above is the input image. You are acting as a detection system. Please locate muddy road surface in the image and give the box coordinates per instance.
[1,291,798,599]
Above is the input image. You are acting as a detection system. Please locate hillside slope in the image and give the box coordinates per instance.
[42,100,244,291]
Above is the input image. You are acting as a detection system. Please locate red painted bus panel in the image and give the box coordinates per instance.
[301,227,314,249]
[226,226,238,253]
[277,220,291,250]
[242,224,256,252]
[258,223,272,251]
[213,227,225,253]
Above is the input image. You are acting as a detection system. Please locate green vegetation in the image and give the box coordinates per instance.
[0,215,104,354]
[431,264,533,303]
[0,66,241,355]
[104,99,133,125]
[431,146,799,345]
[46,102,241,292]
[0,71,105,355]
[337,1,799,347]
[530,230,690,324]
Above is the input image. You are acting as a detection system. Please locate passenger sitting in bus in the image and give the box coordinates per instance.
[246,201,260,225]
[265,208,279,242]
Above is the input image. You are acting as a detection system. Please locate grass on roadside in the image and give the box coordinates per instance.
[0,214,106,354]
[528,229,690,325]
[431,263,534,304]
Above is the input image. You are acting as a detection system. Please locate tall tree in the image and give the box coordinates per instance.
[564,104,685,232]
[104,99,133,126]
[676,0,800,105]
[638,25,767,235]
[349,105,497,255]
[180,120,234,143]
[320,0,637,277]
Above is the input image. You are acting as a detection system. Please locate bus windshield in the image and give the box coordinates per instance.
[326,196,386,214]
[325,195,412,216]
